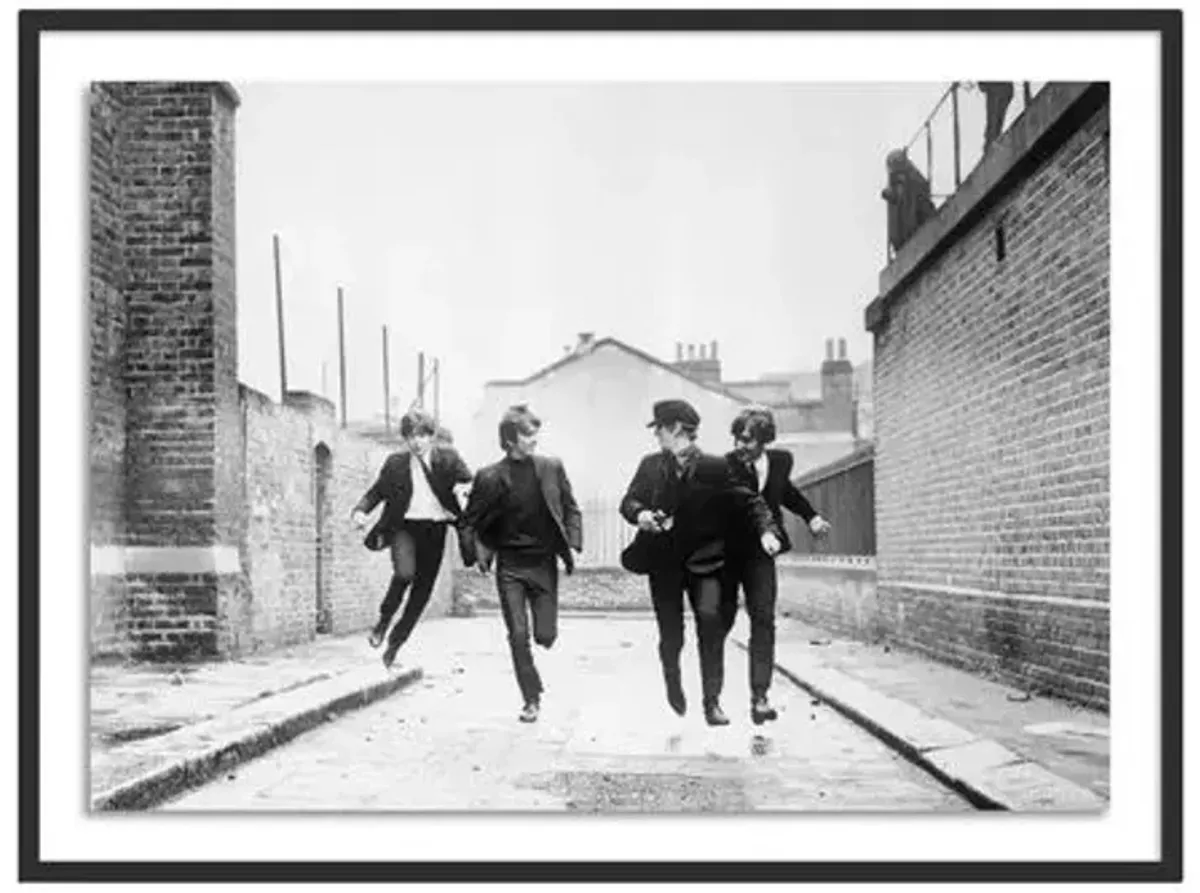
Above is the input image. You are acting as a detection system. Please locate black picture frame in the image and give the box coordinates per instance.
[19,7,1183,884]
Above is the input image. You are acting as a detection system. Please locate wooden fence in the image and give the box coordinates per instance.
[783,443,876,557]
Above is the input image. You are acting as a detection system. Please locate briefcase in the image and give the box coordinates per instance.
[621,530,664,575]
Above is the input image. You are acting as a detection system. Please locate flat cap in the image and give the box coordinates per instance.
[647,398,700,429]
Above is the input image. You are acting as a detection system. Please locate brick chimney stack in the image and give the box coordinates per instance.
[672,339,723,384]
[821,335,855,432]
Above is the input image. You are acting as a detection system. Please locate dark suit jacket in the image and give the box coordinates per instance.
[354,446,473,552]
[461,454,583,574]
[725,448,818,558]
[620,447,778,576]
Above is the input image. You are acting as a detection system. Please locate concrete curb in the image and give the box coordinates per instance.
[91,666,423,811]
[735,637,1106,812]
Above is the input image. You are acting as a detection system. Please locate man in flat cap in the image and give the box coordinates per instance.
[723,405,832,725]
[619,399,781,726]
[460,404,582,723]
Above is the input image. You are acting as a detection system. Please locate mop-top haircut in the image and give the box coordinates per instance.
[498,404,542,451]
[400,409,438,440]
[730,405,777,446]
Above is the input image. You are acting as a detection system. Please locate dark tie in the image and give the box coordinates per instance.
[663,453,680,508]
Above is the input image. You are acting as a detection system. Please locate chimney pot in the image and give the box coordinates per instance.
[578,331,594,346]
[825,338,834,361]
[711,340,718,360]
[699,344,707,360]
[687,344,696,360]
[838,338,847,360]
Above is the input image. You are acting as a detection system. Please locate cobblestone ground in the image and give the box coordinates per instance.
[163,616,972,812]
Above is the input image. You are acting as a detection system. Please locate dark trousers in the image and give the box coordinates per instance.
[649,567,727,704]
[376,521,449,649]
[496,551,559,704]
[982,82,1014,149]
[722,551,778,698]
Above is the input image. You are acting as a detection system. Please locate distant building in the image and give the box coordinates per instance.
[720,337,869,476]
[466,331,868,498]
[465,333,752,500]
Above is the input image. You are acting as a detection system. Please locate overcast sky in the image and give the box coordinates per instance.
[232,81,1013,438]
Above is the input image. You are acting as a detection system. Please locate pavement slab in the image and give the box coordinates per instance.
[731,614,1109,811]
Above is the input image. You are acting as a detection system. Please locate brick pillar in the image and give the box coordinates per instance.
[95,82,243,660]
[89,84,130,654]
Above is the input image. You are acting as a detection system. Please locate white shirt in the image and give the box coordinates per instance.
[753,452,769,493]
[405,450,453,521]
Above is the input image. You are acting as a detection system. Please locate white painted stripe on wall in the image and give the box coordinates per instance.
[882,580,1109,611]
[89,545,242,576]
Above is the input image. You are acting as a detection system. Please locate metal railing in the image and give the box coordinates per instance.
[901,81,1044,205]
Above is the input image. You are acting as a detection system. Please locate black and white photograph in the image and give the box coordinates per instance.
[19,7,1182,884]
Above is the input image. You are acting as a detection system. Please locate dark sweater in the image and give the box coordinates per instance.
[495,456,558,556]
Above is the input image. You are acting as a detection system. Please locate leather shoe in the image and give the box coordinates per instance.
[704,702,731,727]
[368,623,387,649]
[519,701,540,723]
[382,642,399,669]
[665,671,687,716]
[751,697,779,725]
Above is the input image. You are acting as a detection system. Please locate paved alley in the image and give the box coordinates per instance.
[162,615,972,812]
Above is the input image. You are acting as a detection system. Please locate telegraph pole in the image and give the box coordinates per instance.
[417,351,426,409]
[336,286,347,428]
[432,357,440,420]
[382,326,391,434]
[273,234,288,398]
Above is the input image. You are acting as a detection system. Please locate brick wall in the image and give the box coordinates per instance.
[776,559,881,642]
[868,87,1109,707]
[89,82,245,660]
[119,83,240,549]
[89,85,130,653]
[89,82,456,661]
[232,386,456,655]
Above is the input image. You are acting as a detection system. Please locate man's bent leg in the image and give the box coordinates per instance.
[527,557,560,650]
[384,523,448,656]
[372,529,418,648]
